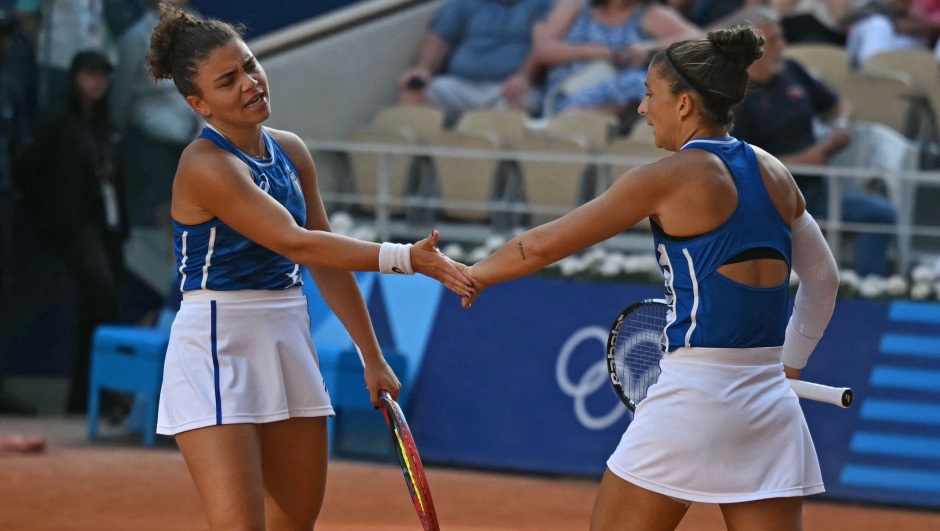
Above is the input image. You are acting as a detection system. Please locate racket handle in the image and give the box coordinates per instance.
[787,379,854,408]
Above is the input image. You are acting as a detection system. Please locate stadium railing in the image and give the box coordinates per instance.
[305,139,940,273]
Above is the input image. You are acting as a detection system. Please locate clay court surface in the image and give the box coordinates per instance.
[2,417,939,531]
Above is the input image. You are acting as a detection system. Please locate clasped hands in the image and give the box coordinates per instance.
[407,231,486,307]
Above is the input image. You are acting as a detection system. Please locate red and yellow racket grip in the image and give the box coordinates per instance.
[379,390,441,531]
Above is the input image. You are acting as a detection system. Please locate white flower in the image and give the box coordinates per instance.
[581,247,607,268]
[559,257,586,276]
[441,243,465,261]
[912,265,935,284]
[839,269,861,290]
[468,246,491,264]
[598,254,624,277]
[858,275,887,298]
[329,211,355,236]
[350,226,378,243]
[911,282,932,300]
[484,234,507,253]
[885,275,908,297]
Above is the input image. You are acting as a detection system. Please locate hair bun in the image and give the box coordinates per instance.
[707,26,764,68]
[147,1,199,81]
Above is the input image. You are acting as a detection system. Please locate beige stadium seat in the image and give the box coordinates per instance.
[516,134,591,224]
[835,71,918,136]
[429,130,501,220]
[863,49,940,120]
[372,105,444,142]
[547,110,618,150]
[783,44,850,88]
[456,109,529,147]
[346,126,416,214]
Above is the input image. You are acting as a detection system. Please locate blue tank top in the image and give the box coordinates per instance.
[653,137,792,352]
[173,125,306,292]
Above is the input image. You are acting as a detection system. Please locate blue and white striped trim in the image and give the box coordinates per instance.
[681,137,737,150]
[200,227,217,290]
[682,248,700,347]
[178,231,189,292]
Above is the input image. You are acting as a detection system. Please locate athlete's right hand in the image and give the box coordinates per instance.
[363,356,402,408]
[410,231,475,299]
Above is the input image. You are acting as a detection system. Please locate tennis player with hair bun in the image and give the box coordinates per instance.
[457,26,840,531]
[145,2,472,530]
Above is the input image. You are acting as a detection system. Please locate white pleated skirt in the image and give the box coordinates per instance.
[607,346,823,504]
[156,287,334,436]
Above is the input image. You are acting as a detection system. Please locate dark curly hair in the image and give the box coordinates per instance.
[146,0,245,97]
[650,26,765,126]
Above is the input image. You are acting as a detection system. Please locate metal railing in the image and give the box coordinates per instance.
[305,139,940,272]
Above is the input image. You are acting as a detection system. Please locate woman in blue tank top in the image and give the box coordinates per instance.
[144,3,472,530]
[459,26,840,531]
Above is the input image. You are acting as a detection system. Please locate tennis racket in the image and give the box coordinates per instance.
[606,299,854,412]
[378,390,441,531]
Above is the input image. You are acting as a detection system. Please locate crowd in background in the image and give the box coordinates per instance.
[399,0,940,124]
[397,0,938,276]
[0,0,200,428]
[0,0,936,445]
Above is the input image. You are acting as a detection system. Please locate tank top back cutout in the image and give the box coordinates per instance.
[652,137,792,352]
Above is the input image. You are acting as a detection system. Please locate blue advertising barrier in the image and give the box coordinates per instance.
[332,276,940,509]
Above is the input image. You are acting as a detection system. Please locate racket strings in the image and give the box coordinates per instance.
[614,304,668,407]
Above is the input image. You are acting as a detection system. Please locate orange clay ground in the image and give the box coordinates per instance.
[2,416,939,531]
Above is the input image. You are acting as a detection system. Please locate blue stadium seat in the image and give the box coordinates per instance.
[87,325,170,447]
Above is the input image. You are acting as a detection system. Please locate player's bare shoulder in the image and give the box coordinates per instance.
[749,144,801,223]
[172,138,254,223]
[175,137,255,192]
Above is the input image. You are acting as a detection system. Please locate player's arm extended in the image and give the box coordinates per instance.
[175,140,472,295]
[464,159,674,305]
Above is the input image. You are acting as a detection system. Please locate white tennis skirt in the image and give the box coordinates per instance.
[156,287,334,436]
[607,346,823,504]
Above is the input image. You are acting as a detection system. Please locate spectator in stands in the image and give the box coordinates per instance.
[111,0,201,227]
[668,0,762,27]
[537,0,699,116]
[773,0,857,44]
[33,0,110,116]
[844,0,940,65]
[398,0,556,125]
[732,9,897,276]
[15,51,127,413]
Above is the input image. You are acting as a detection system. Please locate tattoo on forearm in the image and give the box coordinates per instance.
[518,242,526,260]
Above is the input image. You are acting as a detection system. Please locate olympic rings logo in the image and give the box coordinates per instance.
[556,326,630,431]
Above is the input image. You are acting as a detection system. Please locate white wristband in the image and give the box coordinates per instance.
[378,243,414,275]
[781,318,821,370]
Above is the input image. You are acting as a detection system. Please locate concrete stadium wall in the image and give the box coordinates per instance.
[255,2,442,142]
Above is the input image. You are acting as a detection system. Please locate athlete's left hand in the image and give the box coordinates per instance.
[364,357,402,408]
[446,261,488,309]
